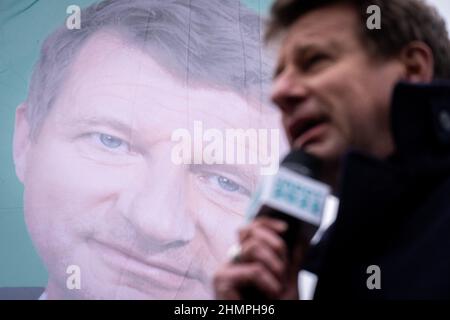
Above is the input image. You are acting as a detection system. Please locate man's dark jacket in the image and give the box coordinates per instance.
[308,81,450,299]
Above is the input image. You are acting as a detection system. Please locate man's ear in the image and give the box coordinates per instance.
[399,41,434,83]
[13,104,31,183]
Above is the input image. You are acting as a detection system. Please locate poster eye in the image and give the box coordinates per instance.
[217,176,240,192]
[99,134,123,149]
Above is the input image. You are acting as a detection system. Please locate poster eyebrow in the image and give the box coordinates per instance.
[68,116,135,135]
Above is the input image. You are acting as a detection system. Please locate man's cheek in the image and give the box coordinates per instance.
[59,145,139,197]
[196,201,244,263]
[25,143,137,229]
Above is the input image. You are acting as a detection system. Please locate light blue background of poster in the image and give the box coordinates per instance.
[0,0,273,287]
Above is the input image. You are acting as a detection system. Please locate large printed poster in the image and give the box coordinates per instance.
[0,0,288,299]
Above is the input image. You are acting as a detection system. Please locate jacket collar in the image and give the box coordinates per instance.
[330,81,450,249]
[391,81,450,159]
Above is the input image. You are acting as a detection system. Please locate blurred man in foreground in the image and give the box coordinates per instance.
[214,0,450,299]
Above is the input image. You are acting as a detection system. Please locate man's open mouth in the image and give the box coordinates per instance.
[288,114,328,148]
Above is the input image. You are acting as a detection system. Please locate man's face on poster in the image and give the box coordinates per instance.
[13,31,284,299]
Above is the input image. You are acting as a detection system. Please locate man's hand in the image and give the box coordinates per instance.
[213,217,305,300]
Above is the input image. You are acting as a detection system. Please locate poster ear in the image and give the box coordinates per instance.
[13,103,31,183]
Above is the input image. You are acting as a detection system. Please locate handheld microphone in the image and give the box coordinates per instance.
[242,149,330,299]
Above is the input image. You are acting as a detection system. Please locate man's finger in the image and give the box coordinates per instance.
[239,238,286,279]
[214,262,282,300]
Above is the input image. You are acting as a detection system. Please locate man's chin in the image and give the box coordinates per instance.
[293,141,344,188]
[119,286,212,300]
[295,141,341,163]
[47,262,213,299]
[112,281,212,300]
[79,240,214,299]
[53,282,211,300]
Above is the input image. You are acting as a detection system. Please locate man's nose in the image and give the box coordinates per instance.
[271,67,308,115]
[121,144,195,247]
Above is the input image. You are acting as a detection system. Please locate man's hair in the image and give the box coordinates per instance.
[265,0,450,79]
[26,0,273,137]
